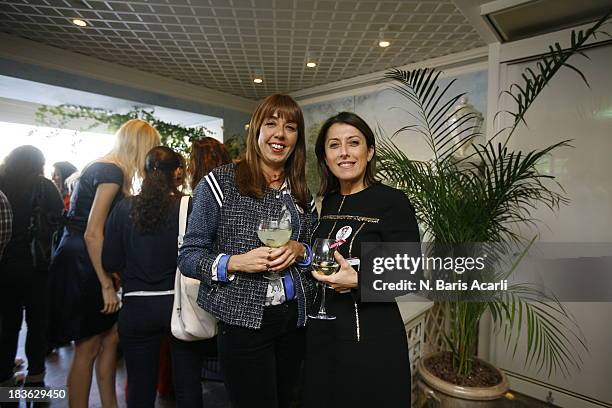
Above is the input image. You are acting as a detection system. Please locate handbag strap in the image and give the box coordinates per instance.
[177,195,190,250]
[175,195,190,314]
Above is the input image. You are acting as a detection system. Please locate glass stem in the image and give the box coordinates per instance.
[318,284,327,316]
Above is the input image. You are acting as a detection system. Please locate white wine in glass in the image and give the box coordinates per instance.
[257,226,292,248]
[258,207,292,280]
[308,238,338,320]
[312,260,340,276]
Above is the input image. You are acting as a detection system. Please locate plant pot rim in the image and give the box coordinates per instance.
[418,352,509,401]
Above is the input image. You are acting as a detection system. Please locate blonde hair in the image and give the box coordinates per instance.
[104,119,161,195]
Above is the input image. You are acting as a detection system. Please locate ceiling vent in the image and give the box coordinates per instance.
[480,0,611,42]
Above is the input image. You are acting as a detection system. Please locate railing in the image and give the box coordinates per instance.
[397,296,435,407]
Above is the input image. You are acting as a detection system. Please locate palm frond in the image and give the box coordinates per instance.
[375,13,610,379]
[498,11,611,147]
[384,68,477,165]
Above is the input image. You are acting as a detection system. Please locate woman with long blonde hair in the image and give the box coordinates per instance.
[49,119,161,407]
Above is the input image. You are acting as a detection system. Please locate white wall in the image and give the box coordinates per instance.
[486,27,612,408]
[298,61,488,194]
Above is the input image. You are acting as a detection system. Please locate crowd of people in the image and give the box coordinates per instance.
[0,94,420,408]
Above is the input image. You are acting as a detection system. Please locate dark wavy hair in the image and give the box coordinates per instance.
[52,161,77,194]
[130,146,182,234]
[315,112,377,196]
[0,145,46,202]
[52,161,77,183]
[188,137,231,190]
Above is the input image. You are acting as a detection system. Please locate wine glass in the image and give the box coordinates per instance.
[308,238,340,320]
[257,208,292,280]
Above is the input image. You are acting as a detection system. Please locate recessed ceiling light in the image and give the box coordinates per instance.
[72,19,87,27]
[379,40,390,48]
[253,78,263,84]
[306,62,317,68]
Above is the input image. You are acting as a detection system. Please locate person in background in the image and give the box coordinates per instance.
[174,153,187,192]
[302,112,419,407]
[48,119,161,408]
[0,146,63,388]
[153,151,186,401]
[103,146,206,408]
[183,137,233,383]
[52,161,78,210]
[0,188,20,371]
[178,94,317,408]
[187,137,232,191]
[0,189,12,260]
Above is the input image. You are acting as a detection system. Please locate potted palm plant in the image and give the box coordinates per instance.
[377,14,609,407]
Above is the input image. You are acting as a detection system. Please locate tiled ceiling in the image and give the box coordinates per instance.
[0,0,485,100]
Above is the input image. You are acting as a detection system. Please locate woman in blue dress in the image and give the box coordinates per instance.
[48,119,161,407]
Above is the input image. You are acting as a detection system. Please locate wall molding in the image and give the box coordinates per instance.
[292,46,488,106]
[498,22,608,63]
[0,33,255,113]
[503,369,612,408]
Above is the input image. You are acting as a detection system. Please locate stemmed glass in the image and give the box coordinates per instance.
[257,206,292,280]
[308,238,340,320]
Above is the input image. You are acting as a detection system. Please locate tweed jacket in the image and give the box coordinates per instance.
[177,163,317,329]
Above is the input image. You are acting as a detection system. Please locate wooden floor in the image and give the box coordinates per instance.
[13,324,229,408]
[12,321,555,408]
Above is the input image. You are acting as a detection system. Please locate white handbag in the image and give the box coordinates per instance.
[171,195,218,341]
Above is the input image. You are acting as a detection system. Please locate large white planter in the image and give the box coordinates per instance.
[417,352,509,407]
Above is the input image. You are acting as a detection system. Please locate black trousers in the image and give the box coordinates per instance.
[118,295,215,408]
[217,301,305,408]
[0,258,48,383]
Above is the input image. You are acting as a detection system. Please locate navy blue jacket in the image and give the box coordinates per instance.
[178,163,317,329]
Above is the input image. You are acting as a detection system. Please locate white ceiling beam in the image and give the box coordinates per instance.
[0,33,256,113]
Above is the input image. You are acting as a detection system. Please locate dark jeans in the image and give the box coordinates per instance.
[218,301,305,408]
[0,258,48,383]
[118,295,214,408]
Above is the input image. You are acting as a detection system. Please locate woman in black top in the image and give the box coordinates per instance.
[303,112,420,407]
[103,146,206,407]
[0,146,63,387]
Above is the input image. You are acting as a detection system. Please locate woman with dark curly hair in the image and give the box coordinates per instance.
[188,137,232,191]
[102,146,206,407]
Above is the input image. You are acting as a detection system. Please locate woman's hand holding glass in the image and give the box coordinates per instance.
[266,240,305,272]
[311,251,358,293]
[309,238,339,320]
[258,208,294,280]
[227,240,305,274]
